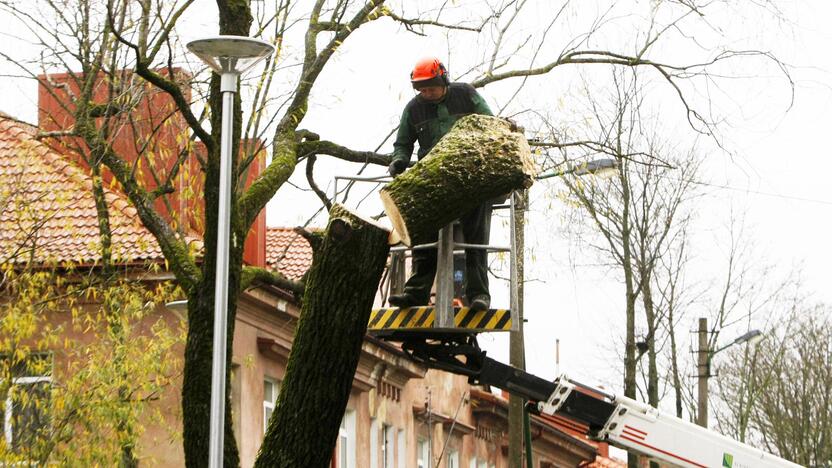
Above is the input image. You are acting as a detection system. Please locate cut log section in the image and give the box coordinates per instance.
[380,114,536,246]
[256,204,390,467]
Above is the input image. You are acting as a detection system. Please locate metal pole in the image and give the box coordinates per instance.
[523,406,534,468]
[697,317,709,428]
[508,190,527,468]
[209,72,238,468]
[435,224,455,328]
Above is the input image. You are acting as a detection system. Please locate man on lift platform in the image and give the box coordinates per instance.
[387,57,494,312]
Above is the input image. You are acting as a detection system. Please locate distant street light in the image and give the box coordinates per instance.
[697,318,765,428]
[187,35,274,468]
[713,329,764,355]
[535,158,619,180]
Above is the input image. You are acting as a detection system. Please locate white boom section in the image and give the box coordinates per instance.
[542,377,803,468]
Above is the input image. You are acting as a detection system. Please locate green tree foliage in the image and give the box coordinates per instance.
[0,264,184,466]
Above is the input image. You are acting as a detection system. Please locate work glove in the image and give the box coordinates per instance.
[388,158,408,177]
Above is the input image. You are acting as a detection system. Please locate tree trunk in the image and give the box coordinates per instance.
[642,275,659,407]
[255,204,390,468]
[381,115,534,246]
[508,190,527,468]
[180,2,254,466]
[668,302,684,419]
[618,158,639,468]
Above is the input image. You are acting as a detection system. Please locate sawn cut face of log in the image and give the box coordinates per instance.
[255,204,390,468]
[380,114,535,246]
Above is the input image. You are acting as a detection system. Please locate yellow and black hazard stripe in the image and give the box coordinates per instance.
[369,306,434,329]
[368,307,511,331]
[453,307,511,330]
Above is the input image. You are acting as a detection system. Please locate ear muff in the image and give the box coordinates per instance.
[437,62,450,86]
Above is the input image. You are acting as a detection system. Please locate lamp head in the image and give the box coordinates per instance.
[573,158,619,177]
[735,329,764,346]
[187,36,274,75]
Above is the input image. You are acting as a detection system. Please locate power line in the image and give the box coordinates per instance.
[687,179,832,206]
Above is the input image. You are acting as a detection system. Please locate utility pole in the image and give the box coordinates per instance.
[697,317,709,428]
[508,190,527,468]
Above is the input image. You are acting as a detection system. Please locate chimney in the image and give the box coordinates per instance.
[241,139,267,268]
[37,70,267,267]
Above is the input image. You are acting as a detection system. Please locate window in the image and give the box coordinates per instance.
[370,419,379,468]
[336,409,356,468]
[397,429,405,468]
[382,424,395,468]
[447,449,459,468]
[416,438,429,468]
[469,458,487,468]
[1,355,51,452]
[263,378,279,431]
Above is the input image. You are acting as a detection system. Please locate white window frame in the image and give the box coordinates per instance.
[336,409,356,468]
[469,457,484,468]
[397,429,405,468]
[447,449,459,468]
[382,424,395,468]
[3,375,51,447]
[262,378,279,432]
[370,418,379,468]
[417,438,429,468]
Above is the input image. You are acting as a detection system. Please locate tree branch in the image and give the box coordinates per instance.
[305,154,332,211]
[297,139,390,166]
[240,266,305,298]
[383,9,486,35]
[74,117,201,290]
[293,226,323,253]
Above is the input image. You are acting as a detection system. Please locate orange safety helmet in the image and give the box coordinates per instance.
[410,57,449,89]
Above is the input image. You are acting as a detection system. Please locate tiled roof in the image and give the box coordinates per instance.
[265,228,314,280]
[1,112,312,280]
[0,113,165,266]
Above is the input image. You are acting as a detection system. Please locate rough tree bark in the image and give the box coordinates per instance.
[380,115,535,246]
[255,204,390,468]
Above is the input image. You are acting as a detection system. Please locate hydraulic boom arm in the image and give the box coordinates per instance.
[396,333,802,468]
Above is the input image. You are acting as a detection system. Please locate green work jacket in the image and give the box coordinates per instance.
[392,82,493,166]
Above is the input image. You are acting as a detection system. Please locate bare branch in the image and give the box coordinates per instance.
[240,266,305,298]
[384,9,486,35]
[297,139,390,166]
[304,154,332,211]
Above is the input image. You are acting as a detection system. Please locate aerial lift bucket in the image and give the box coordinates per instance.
[332,174,520,335]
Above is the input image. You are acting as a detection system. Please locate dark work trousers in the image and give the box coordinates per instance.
[402,202,491,304]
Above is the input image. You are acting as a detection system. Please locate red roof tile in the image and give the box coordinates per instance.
[265,228,313,280]
[0,114,167,266]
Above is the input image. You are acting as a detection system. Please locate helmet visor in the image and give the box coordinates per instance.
[412,75,446,89]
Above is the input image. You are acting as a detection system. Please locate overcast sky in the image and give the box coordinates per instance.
[1,0,830,413]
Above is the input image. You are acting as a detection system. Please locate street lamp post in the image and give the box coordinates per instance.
[509,158,620,468]
[535,158,619,180]
[186,36,274,468]
[696,317,764,428]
